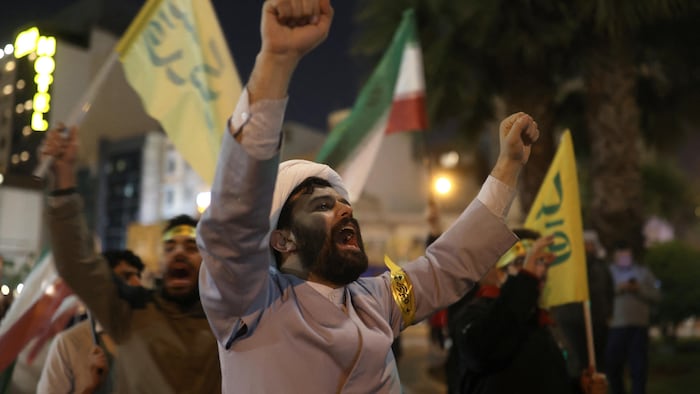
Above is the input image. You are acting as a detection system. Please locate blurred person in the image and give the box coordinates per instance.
[605,240,660,394]
[41,127,221,393]
[449,230,607,394]
[550,230,615,392]
[37,249,145,394]
[196,1,541,392]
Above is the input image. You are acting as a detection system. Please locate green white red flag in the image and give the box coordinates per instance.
[0,252,77,385]
[315,9,427,202]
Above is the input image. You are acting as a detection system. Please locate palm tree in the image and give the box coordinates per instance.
[575,1,699,253]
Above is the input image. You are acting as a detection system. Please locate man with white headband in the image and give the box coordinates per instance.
[197,0,540,392]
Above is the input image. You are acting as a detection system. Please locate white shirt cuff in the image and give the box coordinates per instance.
[228,88,289,160]
[476,175,516,219]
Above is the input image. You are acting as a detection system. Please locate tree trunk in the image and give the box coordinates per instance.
[584,40,645,255]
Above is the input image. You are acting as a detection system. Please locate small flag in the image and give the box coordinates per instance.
[316,9,428,202]
[0,252,75,372]
[525,130,588,308]
[116,0,242,185]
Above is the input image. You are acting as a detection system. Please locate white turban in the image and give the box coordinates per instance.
[269,159,349,231]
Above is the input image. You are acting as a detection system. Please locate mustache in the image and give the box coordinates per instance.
[333,217,360,233]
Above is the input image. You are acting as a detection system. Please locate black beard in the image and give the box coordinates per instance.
[291,217,369,286]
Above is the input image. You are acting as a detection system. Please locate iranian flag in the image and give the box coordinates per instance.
[0,251,77,382]
[315,9,427,202]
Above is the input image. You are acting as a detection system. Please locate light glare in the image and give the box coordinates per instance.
[434,176,453,195]
[196,191,211,213]
[14,27,38,58]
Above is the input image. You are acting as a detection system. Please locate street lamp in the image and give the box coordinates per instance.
[433,175,453,196]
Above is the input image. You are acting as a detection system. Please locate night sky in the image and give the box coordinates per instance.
[1,0,363,132]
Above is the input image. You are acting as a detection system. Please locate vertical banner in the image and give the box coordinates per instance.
[525,130,588,307]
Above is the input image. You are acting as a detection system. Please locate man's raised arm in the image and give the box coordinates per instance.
[196,0,333,342]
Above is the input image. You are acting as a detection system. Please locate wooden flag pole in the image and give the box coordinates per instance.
[583,300,597,371]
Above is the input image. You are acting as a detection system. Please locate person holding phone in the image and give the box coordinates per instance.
[606,241,660,394]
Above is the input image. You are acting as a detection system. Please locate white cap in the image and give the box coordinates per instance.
[269,159,349,231]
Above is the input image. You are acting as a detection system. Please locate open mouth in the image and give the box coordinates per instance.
[335,224,360,250]
[165,263,194,287]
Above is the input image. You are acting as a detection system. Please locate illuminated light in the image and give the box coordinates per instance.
[32,112,48,131]
[25,35,56,132]
[37,36,56,56]
[20,151,30,162]
[33,92,50,113]
[4,43,14,55]
[1,285,9,296]
[4,60,15,72]
[0,174,4,185]
[439,151,460,168]
[434,176,453,196]
[16,79,26,89]
[14,27,38,58]
[24,99,32,110]
[45,283,56,296]
[11,154,20,164]
[22,126,32,136]
[34,56,55,74]
[35,74,53,92]
[2,84,12,96]
[196,191,211,213]
[15,103,24,114]
[16,283,24,295]
[0,49,4,59]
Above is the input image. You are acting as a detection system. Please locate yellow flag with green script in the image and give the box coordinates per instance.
[525,130,588,308]
[116,0,241,185]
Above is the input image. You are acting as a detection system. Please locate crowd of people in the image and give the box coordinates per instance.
[0,1,662,393]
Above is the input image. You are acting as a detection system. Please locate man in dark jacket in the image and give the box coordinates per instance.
[452,230,574,394]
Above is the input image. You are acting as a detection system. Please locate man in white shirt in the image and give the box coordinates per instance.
[196,0,540,392]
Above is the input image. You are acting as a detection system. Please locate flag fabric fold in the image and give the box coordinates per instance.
[315,9,428,202]
[525,130,588,308]
[116,0,241,185]
[0,252,75,373]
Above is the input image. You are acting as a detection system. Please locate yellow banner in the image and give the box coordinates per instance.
[116,0,241,185]
[525,130,588,307]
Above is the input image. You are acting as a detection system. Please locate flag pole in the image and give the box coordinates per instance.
[32,50,120,181]
[583,300,597,371]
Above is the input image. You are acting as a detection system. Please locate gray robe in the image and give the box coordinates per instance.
[197,129,517,393]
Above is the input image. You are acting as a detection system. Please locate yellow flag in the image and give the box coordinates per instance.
[525,130,588,308]
[116,0,241,184]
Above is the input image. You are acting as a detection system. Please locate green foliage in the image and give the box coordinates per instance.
[642,160,695,225]
[644,241,700,325]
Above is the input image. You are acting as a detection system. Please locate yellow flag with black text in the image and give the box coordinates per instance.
[525,130,588,308]
[116,0,241,184]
